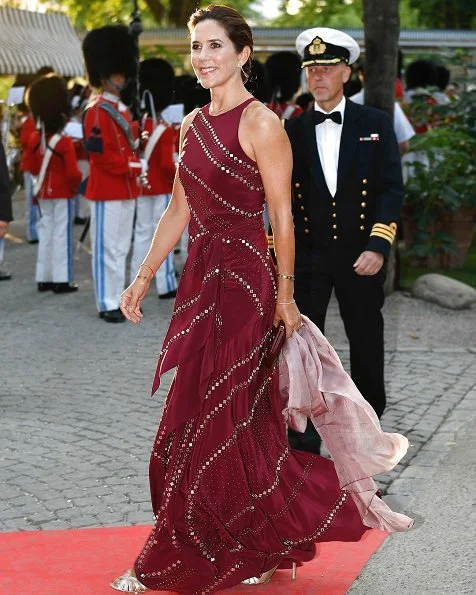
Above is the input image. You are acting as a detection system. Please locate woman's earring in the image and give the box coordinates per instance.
[238,62,249,81]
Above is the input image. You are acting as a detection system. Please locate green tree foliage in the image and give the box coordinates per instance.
[269,0,473,28]
[272,0,364,28]
[409,0,476,29]
[61,0,258,29]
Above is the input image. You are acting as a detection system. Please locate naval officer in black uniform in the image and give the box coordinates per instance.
[285,28,404,453]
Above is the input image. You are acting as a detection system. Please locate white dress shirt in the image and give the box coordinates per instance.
[314,96,346,197]
[349,89,415,144]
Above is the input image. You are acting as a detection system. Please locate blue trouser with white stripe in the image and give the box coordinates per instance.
[35,199,74,282]
[24,171,39,242]
[90,199,135,312]
[130,194,177,296]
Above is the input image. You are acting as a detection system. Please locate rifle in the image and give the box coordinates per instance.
[129,1,148,188]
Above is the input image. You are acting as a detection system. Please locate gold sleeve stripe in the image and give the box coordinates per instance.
[371,226,395,238]
[372,225,396,239]
[370,230,395,243]
[372,222,397,234]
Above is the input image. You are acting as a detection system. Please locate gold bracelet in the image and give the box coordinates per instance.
[277,273,295,280]
[140,263,155,275]
[277,299,295,305]
[136,274,152,282]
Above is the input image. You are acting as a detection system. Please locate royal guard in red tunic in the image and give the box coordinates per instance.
[17,69,55,242]
[403,59,439,134]
[24,74,82,293]
[129,58,177,300]
[265,51,303,121]
[68,88,90,223]
[18,106,38,242]
[82,25,143,323]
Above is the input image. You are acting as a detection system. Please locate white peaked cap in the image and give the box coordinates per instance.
[296,27,360,66]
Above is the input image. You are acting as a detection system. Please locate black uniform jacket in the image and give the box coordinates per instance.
[285,98,403,272]
[0,141,13,223]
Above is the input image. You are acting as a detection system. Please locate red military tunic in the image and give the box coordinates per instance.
[24,131,82,200]
[83,92,141,201]
[267,101,303,120]
[19,115,36,172]
[141,117,175,197]
[73,137,88,162]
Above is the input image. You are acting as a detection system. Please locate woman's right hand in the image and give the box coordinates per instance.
[120,276,151,324]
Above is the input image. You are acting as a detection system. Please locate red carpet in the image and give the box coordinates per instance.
[1,526,387,594]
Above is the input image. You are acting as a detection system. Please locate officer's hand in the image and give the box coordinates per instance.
[120,277,151,324]
[0,220,9,238]
[353,250,384,276]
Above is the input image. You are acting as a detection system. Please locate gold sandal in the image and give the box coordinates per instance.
[242,562,297,585]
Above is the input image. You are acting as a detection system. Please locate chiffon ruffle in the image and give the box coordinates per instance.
[280,315,414,532]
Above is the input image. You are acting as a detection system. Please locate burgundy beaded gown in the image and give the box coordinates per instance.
[133,98,388,593]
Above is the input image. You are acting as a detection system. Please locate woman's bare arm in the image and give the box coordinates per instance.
[240,103,302,336]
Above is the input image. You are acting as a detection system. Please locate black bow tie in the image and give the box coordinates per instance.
[313,111,342,125]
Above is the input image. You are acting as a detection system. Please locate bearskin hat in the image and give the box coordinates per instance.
[174,74,193,105]
[36,66,55,77]
[265,51,302,102]
[245,59,270,103]
[176,75,210,113]
[82,25,137,88]
[140,58,175,113]
[405,60,438,91]
[436,65,450,91]
[26,74,70,134]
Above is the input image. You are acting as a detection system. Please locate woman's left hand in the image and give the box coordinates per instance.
[274,302,302,338]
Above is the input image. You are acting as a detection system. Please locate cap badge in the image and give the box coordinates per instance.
[309,37,327,56]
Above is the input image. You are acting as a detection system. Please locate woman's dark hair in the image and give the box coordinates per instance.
[187,4,254,83]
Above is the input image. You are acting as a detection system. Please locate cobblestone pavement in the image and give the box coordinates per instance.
[1,193,475,533]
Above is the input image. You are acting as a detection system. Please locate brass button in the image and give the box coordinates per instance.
[361,202,367,208]
[300,205,305,211]
[304,216,309,222]
[332,224,337,229]
[362,190,367,196]
[332,202,336,207]
[332,213,337,218]
[360,214,365,219]
[304,228,309,234]
[362,178,368,184]
[295,182,301,188]
[297,193,302,198]
[333,235,338,240]
[360,225,365,230]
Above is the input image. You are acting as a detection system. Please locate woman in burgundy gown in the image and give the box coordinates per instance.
[114,5,412,594]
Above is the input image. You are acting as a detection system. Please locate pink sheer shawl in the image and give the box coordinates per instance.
[279,316,414,533]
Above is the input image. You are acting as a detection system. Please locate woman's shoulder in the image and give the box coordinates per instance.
[180,107,200,136]
[242,100,282,133]
[244,100,280,122]
[182,107,201,128]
